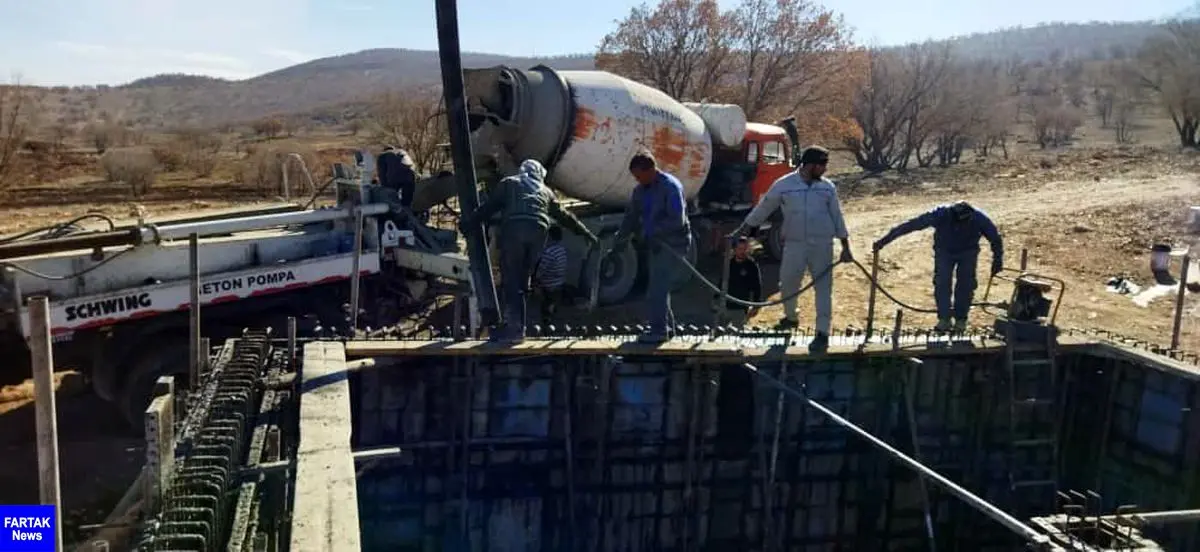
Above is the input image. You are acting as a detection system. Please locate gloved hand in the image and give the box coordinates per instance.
[991,258,1003,276]
[839,246,854,263]
[872,239,885,252]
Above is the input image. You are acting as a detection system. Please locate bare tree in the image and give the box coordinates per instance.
[911,60,1008,167]
[726,0,857,120]
[597,0,736,102]
[84,121,133,154]
[0,78,42,187]
[251,117,285,139]
[47,121,73,152]
[367,87,448,175]
[1029,95,1084,148]
[100,148,158,197]
[1102,60,1144,143]
[845,43,953,172]
[1135,20,1200,148]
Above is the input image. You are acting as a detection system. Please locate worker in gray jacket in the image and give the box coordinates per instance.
[460,159,598,343]
[611,151,694,343]
[729,145,852,353]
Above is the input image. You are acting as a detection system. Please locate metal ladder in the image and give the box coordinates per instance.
[1003,322,1062,518]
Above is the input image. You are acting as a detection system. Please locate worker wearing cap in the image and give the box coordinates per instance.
[612,151,693,343]
[728,145,852,354]
[873,200,1004,333]
[460,159,599,343]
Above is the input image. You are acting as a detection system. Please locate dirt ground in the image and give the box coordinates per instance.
[573,147,1200,352]
[0,132,1197,547]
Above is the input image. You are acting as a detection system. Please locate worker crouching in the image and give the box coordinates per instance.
[729,145,852,354]
[611,151,694,344]
[873,200,1004,333]
[460,159,598,343]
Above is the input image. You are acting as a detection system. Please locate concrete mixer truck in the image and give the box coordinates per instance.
[461,65,802,306]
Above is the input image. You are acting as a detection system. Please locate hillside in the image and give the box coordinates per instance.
[29,19,1179,129]
[930,21,1166,60]
[40,50,594,128]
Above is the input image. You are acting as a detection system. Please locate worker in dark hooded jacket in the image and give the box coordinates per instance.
[873,200,1004,333]
[376,146,417,209]
[460,159,599,343]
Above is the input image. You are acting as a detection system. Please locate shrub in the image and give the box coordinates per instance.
[100,148,157,197]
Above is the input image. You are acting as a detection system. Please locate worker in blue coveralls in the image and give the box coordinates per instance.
[611,150,694,344]
[873,200,1004,333]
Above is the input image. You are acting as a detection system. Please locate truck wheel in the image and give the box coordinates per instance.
[589,244,640,306]
[117,339,188,429]
[764,224,784,262]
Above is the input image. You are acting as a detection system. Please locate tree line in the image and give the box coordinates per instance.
[597,0,1200,172]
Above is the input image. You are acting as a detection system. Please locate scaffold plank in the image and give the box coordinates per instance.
[292,341,361,552]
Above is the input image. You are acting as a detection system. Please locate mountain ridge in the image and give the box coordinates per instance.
[26,19,1182,128]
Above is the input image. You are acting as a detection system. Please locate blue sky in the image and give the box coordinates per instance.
[0,0,1192,86]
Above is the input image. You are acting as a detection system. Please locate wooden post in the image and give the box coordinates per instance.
[1019,248,1028,271]
[143,377,175,513]
[865,252,880,341]
[1172,254,1191,350]
[199,337,210,380]
[891,309,904,352]
[28,296,63,551]
[188,233,201,391]
[287,316,298,365]
[349,208,365,333]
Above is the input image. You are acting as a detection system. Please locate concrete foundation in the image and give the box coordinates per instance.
[265,333,1200,551]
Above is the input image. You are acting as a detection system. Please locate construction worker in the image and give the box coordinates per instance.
[460,159,598,343]
[713,236,762,326]
[611,151,693,343]
[377,145,416,209]
[872,200,1004,333]
[728,145,851,353]
[533,225,569,325]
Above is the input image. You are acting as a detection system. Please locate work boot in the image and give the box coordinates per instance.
[808,332,829,354]
[934,318,952,333]
[953,319,968,333]
[774,317,799,331]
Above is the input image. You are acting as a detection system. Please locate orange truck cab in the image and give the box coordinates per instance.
[698,117,800,209]
[695,117,801,260]
[742,122,795,204]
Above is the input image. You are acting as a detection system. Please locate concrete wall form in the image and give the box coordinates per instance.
[346,346,1200,551]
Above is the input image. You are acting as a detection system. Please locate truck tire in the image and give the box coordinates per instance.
[117,337,189,429]
[587,243,641,306]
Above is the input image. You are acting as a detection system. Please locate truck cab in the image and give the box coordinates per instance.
[698,118,799,210]
[741,122,795,205]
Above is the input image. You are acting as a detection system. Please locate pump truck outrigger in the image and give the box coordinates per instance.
[0,159,474,427]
